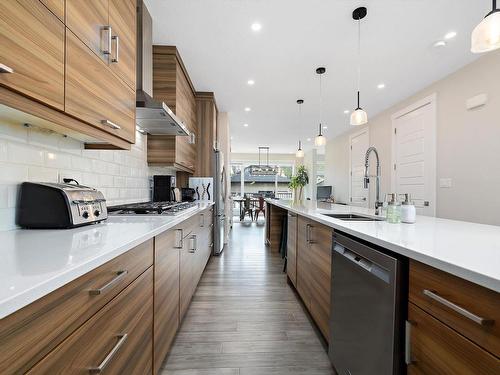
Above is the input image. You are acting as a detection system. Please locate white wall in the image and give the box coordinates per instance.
[324,50,500,225]
[0,121,175,231]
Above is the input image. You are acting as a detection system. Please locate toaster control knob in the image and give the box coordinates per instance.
[94,210,100,217]
[82,211,89,219]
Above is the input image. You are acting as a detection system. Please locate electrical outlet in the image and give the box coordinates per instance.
[439,178,452,188]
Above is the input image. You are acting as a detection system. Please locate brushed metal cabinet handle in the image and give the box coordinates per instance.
[200,213,205,227]
[89,270,128,295]
[0,63,14,73]
[405,320,413,365]
[88,333,128,373]
[189,235,197,253]
[111,35,119,63]
[423,289,494,326]
[305,224,311,243]
[101,26,112,55]
[174,229,183,248]
[101,119,121,130]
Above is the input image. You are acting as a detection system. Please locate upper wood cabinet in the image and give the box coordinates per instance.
[0,0,64,110]
[65,30,136,143]
[196,92,218,176]
[66,0,109,63]
[109,0,136,89]
[149,46,197,172]
[40,0,64,21]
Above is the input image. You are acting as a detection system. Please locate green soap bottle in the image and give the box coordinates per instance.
[386,193,401,224]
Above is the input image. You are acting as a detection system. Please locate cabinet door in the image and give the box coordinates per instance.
[0,0,64,110]
[407,303,500,375]
[308,222,332,341]
[296,216,312,310]
[28,268,153,375]
[65,30,135,143]
[180,232,197,320]
[154,229,180,374]
[109,0,136,89]
[287,212,298,287]
[66,0,109,63]
[40,0,64,21]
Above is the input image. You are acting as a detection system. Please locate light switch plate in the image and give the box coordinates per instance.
[440,178,452,188]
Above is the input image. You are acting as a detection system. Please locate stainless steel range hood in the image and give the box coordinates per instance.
[136,1,189,136]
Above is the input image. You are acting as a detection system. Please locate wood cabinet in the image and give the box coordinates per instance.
[154,229,180,374]
[407,303,500,375]
[295,215,332,341]
[0,240,153,374]
[407,260,500,374]
[40,0,64,21]
[65,30,136,143]
[149,46,197,172]
[0,0,64,110]
[28,267,154,374]
[196,92,218,176]
[287,212,298,287]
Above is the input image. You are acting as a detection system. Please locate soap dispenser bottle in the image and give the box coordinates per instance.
[400,193,416,224]
[385,193,401,224]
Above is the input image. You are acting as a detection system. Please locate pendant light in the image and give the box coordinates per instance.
[315,67,327,147]
[471,0,500,53]
[350,7,368,126]
[296,99,305,158]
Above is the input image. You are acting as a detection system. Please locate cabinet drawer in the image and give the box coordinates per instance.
[28,267,153,374]
[65,30,136,143]
[409,260,500,356]
[0,0,64,110]
[407,303,500,375]
[0,239,153,375]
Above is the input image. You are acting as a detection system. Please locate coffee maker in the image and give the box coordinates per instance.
[152,175,176,202]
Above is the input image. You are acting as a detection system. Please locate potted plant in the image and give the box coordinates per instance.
[289,165,309,203]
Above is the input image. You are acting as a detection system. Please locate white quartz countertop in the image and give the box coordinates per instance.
[267,199,500,292]
[0,203,214,319]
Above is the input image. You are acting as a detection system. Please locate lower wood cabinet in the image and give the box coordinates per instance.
[154,229,180,374]
[28,267,153,375]
[407,303,500,375]
[295,215,332,341]
[286,212,298,287]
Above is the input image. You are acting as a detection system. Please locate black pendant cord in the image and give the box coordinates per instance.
[318,123,323,137]
[356,91,361,110]
[488,0,499,16]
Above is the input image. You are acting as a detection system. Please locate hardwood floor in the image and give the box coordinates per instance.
[161,222,334,375]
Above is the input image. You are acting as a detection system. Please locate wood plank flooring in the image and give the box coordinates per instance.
[161,222,334,375]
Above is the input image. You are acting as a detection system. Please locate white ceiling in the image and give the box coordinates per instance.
[145,0,487,153]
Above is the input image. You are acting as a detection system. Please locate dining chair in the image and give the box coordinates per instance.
[241,196,254,221]
[254,196,266,221]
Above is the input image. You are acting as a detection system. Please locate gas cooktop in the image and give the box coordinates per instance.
[108,201,197,215]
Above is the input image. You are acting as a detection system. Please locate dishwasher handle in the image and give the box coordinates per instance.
[334,244,391,284]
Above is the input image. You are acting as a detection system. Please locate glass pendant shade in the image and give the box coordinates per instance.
[315,135,327,146]
[471,10,500,53]
[350,108,368,126]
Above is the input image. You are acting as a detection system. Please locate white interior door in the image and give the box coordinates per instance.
[349,129,369,207]
[392,95,436,216]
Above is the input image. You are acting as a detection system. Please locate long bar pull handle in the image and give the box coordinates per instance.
[189,235,197,253]
[111,35,119,63]
[423,289,494,326]
[101,119,121,130]
[89,270,128,295]
[174,229,183,248]
[305,224,310,243]
[0,63,14,73]
[101,26,112,55]
[88,334,128,373]
[200,214,205,227]
[405,321,413,365]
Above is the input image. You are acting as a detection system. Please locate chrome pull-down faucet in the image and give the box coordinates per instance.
[364,147,383,215]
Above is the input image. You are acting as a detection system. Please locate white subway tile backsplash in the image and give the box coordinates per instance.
[0,122,176,231]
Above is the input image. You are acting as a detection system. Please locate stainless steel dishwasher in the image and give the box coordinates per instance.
[329,232,406,375]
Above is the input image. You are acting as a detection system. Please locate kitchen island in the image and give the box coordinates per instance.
[266,199,500,375]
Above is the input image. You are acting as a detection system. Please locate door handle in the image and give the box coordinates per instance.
[111,35,119,63]
[101,119,121,130]
[174,229,183,248]
[88,334,128,373]
[89,270,128,295]
[101,26,112,55]
[405,321,413,365]
[0,63,14,74]
[200,214,205,227]
[189,235,197,253]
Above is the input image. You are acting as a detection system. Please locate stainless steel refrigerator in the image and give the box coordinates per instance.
[213,150,226,255]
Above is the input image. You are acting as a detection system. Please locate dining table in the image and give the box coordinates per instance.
[232,196,260,221]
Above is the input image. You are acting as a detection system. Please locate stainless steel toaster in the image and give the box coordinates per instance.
[16,182,108,229]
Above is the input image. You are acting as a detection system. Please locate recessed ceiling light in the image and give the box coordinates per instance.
[247,79,255,86]
[307,138,312,142]
[377,83,386,89]
[343,110,350,114]
[323,126,328,129]
[433,40,446,47]
[444,31,457,40]
[243,123,249,127]
[251,22,262,32]
[244,107,251,112]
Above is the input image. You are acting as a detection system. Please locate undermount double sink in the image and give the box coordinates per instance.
[322,213,385,222]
